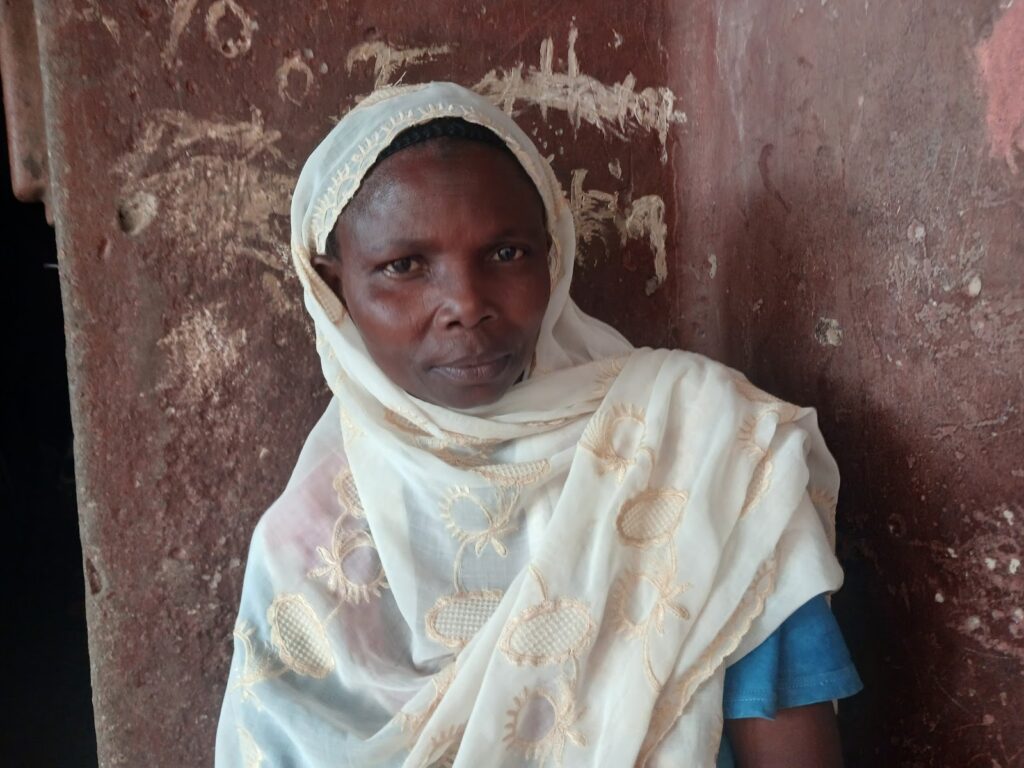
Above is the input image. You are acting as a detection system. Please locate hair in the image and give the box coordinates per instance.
[323,117,526,260]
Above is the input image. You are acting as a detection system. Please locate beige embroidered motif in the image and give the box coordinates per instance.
[740,451,774,517]
[267,593,335,679]
[471,459,551,488]
[500,598,596,667]
[229,620,284,707]
[237,725,264,768]
[309,524,388,604]
[503,681,586,766]
[809,487,838,548]
[398,664,457,740]
[425,724,464,768]
[424,590,504,650]
[609,565,691,689]
[580,403,654,481]
[616,488,688,549]
[591,356,629,398]
[637,556,778,764]
[310,470,388,605]
[333,469,365,517]
[440,486,520,558]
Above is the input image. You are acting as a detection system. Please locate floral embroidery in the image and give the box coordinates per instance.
[610,563,691,690]
[229,620,284,707]
[309,470,388,605]
[267,593,335,679]
[615,488,688,549]
[440,486,520,558]
[398,664,457,741]
[637,556,778,764]
[580,403,654,481]
[237,725,264,768]
[503,680,586,766]
[740,451,773,517]
[425,590,504,650]
[425,724,464,768]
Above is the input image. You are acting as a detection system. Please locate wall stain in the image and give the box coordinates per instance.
[975,1,1024,173]
[157,301,246,407]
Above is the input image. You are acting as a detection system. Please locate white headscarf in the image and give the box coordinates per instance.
[216,82,843,768]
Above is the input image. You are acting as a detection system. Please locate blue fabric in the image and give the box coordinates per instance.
[715,594,862,767]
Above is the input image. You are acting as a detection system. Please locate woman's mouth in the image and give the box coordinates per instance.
[431,354,513,385]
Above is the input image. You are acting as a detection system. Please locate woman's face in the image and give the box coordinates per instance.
[314,140,551,409]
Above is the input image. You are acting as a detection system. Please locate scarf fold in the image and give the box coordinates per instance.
[216,82,844,768]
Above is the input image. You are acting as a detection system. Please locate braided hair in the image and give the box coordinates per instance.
[324,117,525,260]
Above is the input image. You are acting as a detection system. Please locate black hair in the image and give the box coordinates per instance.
[323,117,524,260]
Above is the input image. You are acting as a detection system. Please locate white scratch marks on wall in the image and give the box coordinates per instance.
[81,0,121,43]
[163,0,200,67]
[159,302,246,406]
[206,0,257,59]
[346,41,453,89]
[114,109,295,274]
[276,53,314,105]
[570,168,669,294]
[473,24,687,162]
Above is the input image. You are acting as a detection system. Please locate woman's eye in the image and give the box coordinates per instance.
[381,257,420,276]
[494,246,524,262]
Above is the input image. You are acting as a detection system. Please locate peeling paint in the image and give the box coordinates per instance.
[943,505,1024,665]
[345,41,453,89]
[569,168,668,293]
[814,317,844,347]
[607,158,622,179]
[114,109,294,272]
[474,24,686,162]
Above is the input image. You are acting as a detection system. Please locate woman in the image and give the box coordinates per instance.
[216,82,861,767]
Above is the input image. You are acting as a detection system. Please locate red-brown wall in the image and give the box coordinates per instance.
[5,0,1021,764]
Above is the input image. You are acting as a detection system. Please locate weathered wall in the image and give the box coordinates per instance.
[6,0,1021,765]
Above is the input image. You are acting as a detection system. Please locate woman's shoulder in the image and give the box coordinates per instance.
[628,347,794,407]
[249,417,351,573]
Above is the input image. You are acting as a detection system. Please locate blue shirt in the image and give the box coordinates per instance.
[717,594,862,767]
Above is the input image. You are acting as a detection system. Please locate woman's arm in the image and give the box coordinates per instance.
[725,702,844,768]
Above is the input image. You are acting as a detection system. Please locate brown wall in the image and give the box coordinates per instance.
[6,0,1021,765]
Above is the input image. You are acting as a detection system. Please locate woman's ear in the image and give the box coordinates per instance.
[311,252,346,305]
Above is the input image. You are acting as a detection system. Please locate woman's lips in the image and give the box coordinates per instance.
[431,354,512,385]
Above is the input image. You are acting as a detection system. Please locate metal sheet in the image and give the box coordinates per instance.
[24,0,1023,764]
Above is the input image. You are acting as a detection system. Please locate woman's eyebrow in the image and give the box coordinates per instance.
[371,228,540,254]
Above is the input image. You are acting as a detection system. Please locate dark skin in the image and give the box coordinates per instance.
[314,138,845,767]
[314,139,551,410]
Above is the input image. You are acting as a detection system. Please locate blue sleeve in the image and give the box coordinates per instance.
[721,593,863,720]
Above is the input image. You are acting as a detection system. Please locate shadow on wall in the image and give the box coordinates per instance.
[0,108,97,765]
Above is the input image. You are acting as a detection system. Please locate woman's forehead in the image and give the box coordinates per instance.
[337,140,546,235]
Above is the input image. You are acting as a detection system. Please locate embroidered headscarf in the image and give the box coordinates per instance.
[216,82,844,768]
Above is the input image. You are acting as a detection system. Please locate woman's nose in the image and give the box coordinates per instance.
[434,265,495,329]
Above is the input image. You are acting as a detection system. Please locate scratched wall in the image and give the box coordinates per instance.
[8,0,1021,765]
